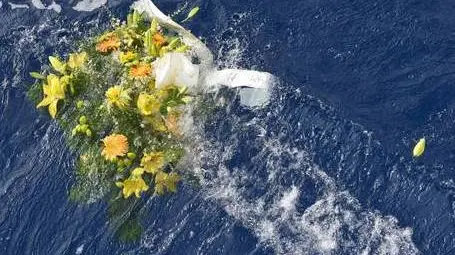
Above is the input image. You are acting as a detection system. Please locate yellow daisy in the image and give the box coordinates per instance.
[105,86,131,110]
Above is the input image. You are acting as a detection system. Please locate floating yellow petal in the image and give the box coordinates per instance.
[101,134,129,161]
[413,138,426,157]
[115,175,149,199]
[105,86,131,110]
[140,152,165,174]
[36,74,66,118]
[137,93,160,115]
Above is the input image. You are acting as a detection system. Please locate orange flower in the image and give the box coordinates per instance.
[129,63,152,78]
[96,34,121,53]
[153,33,167,47]
[101,134,128,161]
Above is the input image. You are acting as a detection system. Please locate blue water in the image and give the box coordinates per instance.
[1,0,455,254]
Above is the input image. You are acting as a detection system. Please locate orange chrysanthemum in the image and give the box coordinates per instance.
[96,34,121,53]
[129,63,152,78]
[101,134,128,161]
[152,33,167,47]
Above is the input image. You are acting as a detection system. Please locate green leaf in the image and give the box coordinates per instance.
[30,72,46,80]
[174,45,190,53]
[49,56,66,74]
[132,10,141,25]
[127,13,133,27]
[150,18,158,34]
[182,7,200,22]
[168,38,180,49]
[144,29,158,56]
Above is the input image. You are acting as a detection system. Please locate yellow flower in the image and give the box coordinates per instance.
[154,171,180,195]
[68,52,87,70]
[119,51,137,64]
[105,86,131,110]
[137,93,160,115]
[131,167,145,177]
[129,63,152,78]
[140,152,165,174]
[36,74,66,118]
[101,134,129,161]
[115,175,149,199]
[49,56,66,74]
[96,33,121,53]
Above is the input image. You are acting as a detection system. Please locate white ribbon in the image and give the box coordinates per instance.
[132,0,275,107]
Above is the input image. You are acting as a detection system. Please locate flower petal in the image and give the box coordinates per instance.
[36,97,53,108]
[48,100,58,118]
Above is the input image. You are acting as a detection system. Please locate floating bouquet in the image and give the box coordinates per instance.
[29,9,201,203]
[28,0,273,241]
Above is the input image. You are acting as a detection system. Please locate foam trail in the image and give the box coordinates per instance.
[181,102,419,254]
[8,3,29,9]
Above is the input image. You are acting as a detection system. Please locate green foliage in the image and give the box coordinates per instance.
[27,82,43,105]
[30,72,46,80]
[108,197,143,243]
[29,9,195,201]
[117,218,143,243]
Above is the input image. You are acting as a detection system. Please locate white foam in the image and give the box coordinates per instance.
[278,186,299,217]
[72,0,107,12]
[8,2,29,9]
[75,244,84,255]
[31,0,61,13]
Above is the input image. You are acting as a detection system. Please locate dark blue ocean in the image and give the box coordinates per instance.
[1,0,455,254]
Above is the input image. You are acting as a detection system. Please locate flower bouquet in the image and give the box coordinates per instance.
[28,0,273,241]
